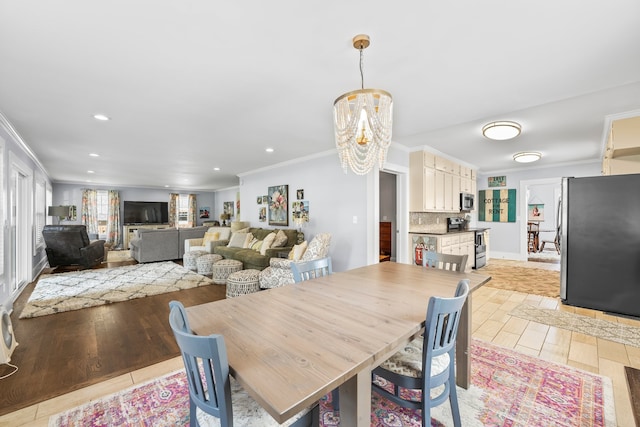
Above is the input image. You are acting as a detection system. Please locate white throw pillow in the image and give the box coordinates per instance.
[228,232,248,248]
[260,232,277,256]
[289,241,308,261]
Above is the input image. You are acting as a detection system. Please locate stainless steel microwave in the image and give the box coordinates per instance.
[460,192,474,211]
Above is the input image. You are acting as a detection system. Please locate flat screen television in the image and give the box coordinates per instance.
[123,201,169,225]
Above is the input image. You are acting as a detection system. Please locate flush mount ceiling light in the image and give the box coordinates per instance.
[513,151,541,163]
[482,121,521,140]
[334,34,393,175]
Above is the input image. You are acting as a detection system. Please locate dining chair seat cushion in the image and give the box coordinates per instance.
[195,376,313,427]
[378,336,450,379]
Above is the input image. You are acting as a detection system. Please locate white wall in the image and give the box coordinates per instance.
[477,161,601,259]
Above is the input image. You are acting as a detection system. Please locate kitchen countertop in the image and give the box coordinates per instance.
[409,227,490,235]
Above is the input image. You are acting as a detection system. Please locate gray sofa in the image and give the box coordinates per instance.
[129,226,207,263]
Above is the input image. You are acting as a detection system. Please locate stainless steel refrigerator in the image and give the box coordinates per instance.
[560,174,640,317]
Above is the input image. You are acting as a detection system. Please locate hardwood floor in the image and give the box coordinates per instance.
[0,259,226,419]
[2,259,638,426]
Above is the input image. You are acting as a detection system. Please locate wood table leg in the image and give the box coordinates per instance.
[339,370,371,426]
[455,294,472,389]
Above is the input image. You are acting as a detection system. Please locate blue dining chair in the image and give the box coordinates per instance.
[290,257,333,282]
[371,279,470,427]
[168,301,319,427]
[422,250,468,272]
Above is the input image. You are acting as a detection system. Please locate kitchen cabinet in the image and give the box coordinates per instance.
[602,116,640,175]
[410,151,476,213]
[435,232,474,271]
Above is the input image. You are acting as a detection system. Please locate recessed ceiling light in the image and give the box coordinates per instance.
[89,153,100,157]
[213,167,220,171]
[164,185,170,188]
[265,148,274,153]
[93,114,110,121]
[513,152,541,163]
[87,170,95,174]
[482,121,521,140]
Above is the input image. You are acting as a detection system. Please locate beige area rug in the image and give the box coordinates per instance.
[106,249,134,263]
[477,263,561,298]
[20,262,214,319]
[510,304,640,347]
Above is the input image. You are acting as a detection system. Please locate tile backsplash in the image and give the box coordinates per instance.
[409,212,465,233]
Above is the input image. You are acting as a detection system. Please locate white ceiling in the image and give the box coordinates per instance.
[1,0,639,190]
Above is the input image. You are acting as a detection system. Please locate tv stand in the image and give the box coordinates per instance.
[123,224,171,250]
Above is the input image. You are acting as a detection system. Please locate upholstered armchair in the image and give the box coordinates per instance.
[259,233,332,289]
[42,225,105,269]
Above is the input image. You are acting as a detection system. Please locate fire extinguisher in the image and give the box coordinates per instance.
[415,241,425,265]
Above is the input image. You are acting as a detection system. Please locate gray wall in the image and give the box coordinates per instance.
[235,152,371,273]
[52,183,216,240]
[0,123,53,311]
[476,161,601,259]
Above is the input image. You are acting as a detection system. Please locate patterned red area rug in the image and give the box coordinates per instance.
[49,340,616,427]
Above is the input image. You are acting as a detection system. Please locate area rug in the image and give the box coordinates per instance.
[48,340,616,427]
[479,264,560,298]
[106,250,134,263]
[20,262,214,319]
[510,303,640,348]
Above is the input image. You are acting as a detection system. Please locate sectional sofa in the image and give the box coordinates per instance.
[129,226,208,263]
[211,227,301,270]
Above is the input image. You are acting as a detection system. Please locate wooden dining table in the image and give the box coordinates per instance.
[186,261,491,426]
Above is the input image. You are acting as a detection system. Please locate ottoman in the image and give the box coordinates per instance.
[183,250,207,272]
[212,259,243,285]
[196,254,223,276]
[226,269,261,298]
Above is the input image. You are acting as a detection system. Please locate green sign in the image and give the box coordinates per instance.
[478,189,517,222]
[488,176,506,187]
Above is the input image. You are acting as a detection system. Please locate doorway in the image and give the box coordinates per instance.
[520,177,561,263]
[379,171,396,262]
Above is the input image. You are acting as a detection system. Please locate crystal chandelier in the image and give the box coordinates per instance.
[334,34,393,175]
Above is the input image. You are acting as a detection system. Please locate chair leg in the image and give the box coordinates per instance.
[331,388,339,411]
[190,398,198,427]
[449,381,462,427]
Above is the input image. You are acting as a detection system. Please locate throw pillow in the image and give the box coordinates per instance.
[251,240,263,251]
[243,232,255,248]
[271,230,288,248]
[203,231,220,244]
[290,241,308,261]
[301,233,331,261]
[260,232,277,256]
[228,232,248,248]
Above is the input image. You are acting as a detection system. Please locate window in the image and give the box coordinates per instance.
[177,194,189,227]
[96,190,109,239]
[34,172,46,253]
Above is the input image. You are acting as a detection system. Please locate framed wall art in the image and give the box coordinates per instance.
[223,201,234,217]
[528,203,544,221]
[268,184,288,226]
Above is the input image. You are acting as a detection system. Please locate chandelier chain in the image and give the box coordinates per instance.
[359,47,364,90]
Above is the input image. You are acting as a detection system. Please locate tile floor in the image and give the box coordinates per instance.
[2,259,637,427]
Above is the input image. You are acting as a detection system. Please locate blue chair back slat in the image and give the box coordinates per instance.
[291,257,333,283]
